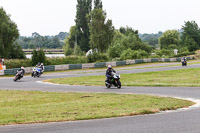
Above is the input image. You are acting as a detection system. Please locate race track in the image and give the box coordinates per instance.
[1,63,200,133]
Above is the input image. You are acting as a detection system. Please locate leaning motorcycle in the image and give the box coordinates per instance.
[105,72,121,89]
[32,67,42,78]
[13,71,23,81]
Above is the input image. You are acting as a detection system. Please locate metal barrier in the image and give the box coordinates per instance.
[1,56,194,75]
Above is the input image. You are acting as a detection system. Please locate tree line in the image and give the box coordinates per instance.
[18,32,68,49]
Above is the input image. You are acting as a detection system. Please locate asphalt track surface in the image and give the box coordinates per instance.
[1,63,200,133]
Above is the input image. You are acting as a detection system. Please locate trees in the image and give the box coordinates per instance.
[18,32,66,49]
[63,26,76,56]
[75,0,92,52]
[31,49,46,65]
[94,0,103,9]
[159,30,180,49]
[108,30,152,59]
[0,7,20,58]
[9,42,26,59]
[88,9,114,53]
[181,21,200,51]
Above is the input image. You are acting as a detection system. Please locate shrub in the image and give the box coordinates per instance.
[5,59,32,69]
[120,48,134,60]
[87,52,109,63]
[132,50,148,59]
[46,56,88,65]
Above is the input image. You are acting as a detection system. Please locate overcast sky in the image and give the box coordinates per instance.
[1,0,200,36]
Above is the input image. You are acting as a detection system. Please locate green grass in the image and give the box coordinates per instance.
[47,68,200,87]
[0,90,194,125]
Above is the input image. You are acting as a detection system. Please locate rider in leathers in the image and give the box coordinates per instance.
[105,65,116,84]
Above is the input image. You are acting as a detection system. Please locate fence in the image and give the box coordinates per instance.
[2,56,194,75]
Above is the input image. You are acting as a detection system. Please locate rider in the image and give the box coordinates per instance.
[181,56,187,65]
[39,63,44,73]
[105,65,116,84]
[36,62,44,74]
[17,66,25,78]
[182,56,187,62]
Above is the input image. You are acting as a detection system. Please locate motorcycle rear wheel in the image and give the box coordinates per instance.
[117,80,121,89]
[105,83,111,88]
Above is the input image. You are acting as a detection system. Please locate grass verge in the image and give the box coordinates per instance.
[0,90,194,125]
[47,68,200,87]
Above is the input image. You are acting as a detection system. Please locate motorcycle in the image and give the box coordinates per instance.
[13,71,23,81]
[105,72,121,89]
[182,60,187,66]
[31,67,42,78]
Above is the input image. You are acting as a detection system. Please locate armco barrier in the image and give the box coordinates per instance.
[44,65,55,72]
[135,59,144,64]
[170,58,177,62]
[151,58,158,62]
[164,58,170,62]
[0,70,4,76]
[158,58,165,62]
[94,62,106,68]
[126,60,135,65]
[116,61,126,66]
[82,63,94,69]
[1,56,195,75]
[106,62,117,67]
[4,69,15,75]
[143,59,151,63]
[176,57,181,62]
[55,65,69,71]
[24,67,33,74]
[69,64,82,69]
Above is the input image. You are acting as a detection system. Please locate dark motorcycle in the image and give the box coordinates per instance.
[13,71,23,81]
[182,61,187,66]
[105,72,121,89]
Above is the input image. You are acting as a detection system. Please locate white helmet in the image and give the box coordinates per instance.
[21,66,24,70]
[108,65,112,69]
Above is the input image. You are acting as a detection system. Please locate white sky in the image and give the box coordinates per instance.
[0,0,200,36]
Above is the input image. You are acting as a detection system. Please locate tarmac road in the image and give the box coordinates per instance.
[1,63,200,133]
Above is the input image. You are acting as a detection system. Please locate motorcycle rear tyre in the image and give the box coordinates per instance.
[117,80,121,89]
[105,83,111,88]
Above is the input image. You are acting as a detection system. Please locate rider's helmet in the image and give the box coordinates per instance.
[108,65,112,69]
[21,66,24,70]
[41,63,44,66]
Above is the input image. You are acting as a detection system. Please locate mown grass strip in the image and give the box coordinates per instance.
[47,68,200,87]
[0,90,194,125]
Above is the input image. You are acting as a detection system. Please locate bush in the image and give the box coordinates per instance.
[87,52,109,63]
[173,51,195,57]
[5,59,32,69]
[155,49,172,57]
[120,48,134,60]
[132,50,148,59]
[46,56,88,65]
[108,43,124,58]
[120,49,149,60]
